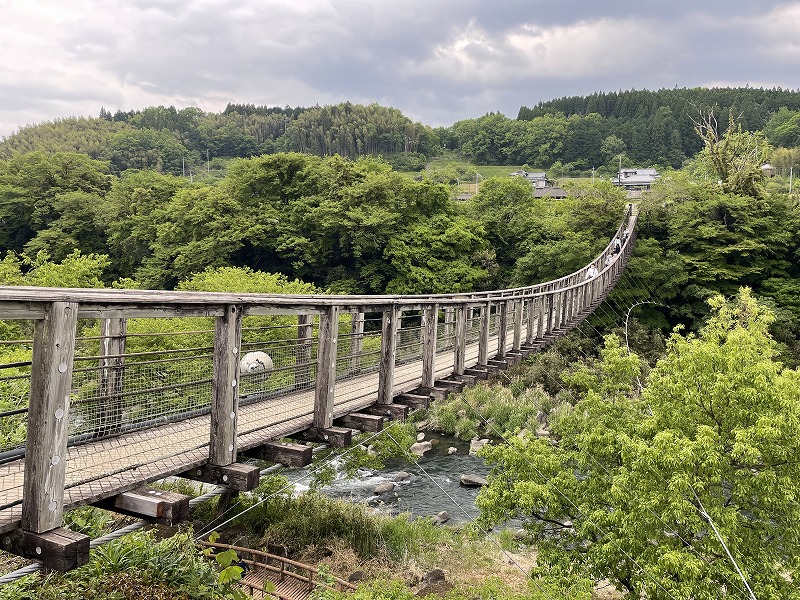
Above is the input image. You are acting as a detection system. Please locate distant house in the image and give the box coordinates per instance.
[761,163,776,177]
[611,167,660,190]
[511,169,568,198]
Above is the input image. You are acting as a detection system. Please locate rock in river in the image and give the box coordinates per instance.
[459,474,487,487]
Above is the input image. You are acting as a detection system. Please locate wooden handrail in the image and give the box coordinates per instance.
[199,541,357,593]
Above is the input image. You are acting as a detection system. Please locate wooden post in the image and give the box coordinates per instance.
[478,303,490,365]
[378,304,400,404]
[526,298,536,344]
[97,317,126,437]
[421,304,438,389]
[496,301,508,358]
[313,306,339,429]
[22,301,78,534]
[295,314,313,390]
[348,311,364,376]
[513,299,523,350]
[209,304,242,467]
[542,293,552,336]
[453,306,467,375]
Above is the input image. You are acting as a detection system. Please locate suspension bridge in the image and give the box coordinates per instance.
[0,207,636,573]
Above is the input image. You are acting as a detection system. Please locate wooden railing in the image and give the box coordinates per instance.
[0,206,636,571]
[200,541,357,598]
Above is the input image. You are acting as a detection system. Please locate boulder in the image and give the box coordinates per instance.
[433,511,451,525]
[459,473,487,487]
[409,441,432,456]
[394,471,412,482]
[469,438,490,455]
[429,438,440,446]
[416,432,426,442]
[447,447,458,455]
[373,481,396,495]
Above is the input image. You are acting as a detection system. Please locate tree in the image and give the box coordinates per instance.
[693,112,771,198]
[477,289,800,598]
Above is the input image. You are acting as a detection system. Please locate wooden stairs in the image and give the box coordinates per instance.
[201,541,356,599]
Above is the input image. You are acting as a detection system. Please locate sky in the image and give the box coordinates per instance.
[1,0,799,137]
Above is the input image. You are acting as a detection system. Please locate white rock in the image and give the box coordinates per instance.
[447,447,458,455]
[416,432,425,442]
[469,438,490,455]
[409,441,432,456]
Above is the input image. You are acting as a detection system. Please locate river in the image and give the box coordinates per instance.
[296,433,495,524]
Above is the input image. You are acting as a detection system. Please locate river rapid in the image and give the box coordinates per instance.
[296,433,495,524]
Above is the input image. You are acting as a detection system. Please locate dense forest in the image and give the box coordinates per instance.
[3,87,800,176]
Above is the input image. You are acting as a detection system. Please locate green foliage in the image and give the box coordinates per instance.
[477,290,800,598]
[0,530,237,599]
[694,113,772,198]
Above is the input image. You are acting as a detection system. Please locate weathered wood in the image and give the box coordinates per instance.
[478,303,491,365]
[443,307,454,338]
[209,304,243,466]
[463,367,489,380]
[1,527,89,572]
[295,314,313,390]
[242,442,313,467]
[453,373,478,385]
[453,306,467,375]
[97,317,126,437]
[183,463,260,491]
[496,301,508,358]
[313,306,339,429]
[378,305,400,404]
[414,386,449,400]
[334,412,384,433]
[421,304,438,389]
[513,299,523,350]
[22,301,78,534]
[348,312,364,376]
[434,379,465,393]
[394,393,430,409]
[94,487,189,525]
[295,426,352,447]
[526,298,536,344]
[362,403,409,420]
[487,359,509,370]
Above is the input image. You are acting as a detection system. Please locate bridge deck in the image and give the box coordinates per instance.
[0,336,486,534]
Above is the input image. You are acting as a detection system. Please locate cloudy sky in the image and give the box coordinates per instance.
[1,0,798,137]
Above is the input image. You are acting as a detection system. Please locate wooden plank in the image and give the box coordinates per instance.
[414,386,449,400]
[394,393,430,409]
[478,303,490,365]
[295,427,352,448]
[313,306,339,429]
[463,367,489,380]
[182,463,260,491]
[209,304,243,466]
[242,442,313,467]
[496,301,508,358]
[334,412,384,433]
[95,488,189,526]
[22,301,78,534]
[513,299,523,350]
[434,379,465,393]
[362,403,409,420]
[377,305,400,404]
[0,527,89,572]
[453,305,466,375]
[420,304,438,389]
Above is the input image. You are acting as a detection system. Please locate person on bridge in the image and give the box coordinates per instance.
[585,264,599,279]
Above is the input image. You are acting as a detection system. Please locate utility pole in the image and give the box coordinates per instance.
[790,165,794,194]
[206,149,210,175]
[592,166,595,184]
[182,157,185,178]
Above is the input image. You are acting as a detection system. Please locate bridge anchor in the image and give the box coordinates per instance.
[1,527,89,572]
